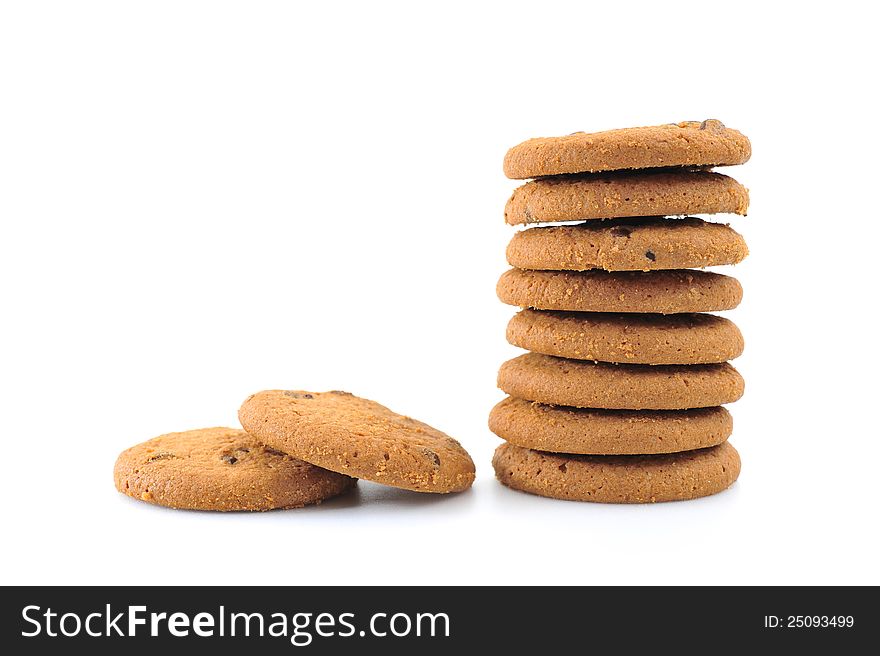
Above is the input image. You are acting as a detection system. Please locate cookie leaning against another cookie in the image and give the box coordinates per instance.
[498,353,744,410]
[507,309,744,365]
[504,170,749,225]
[497,268,743,314]
[503,120,751,179]
[239,390,475,493]
[506,217,748,272]
[489,397,732,455]
[113,427,356,511]
[492,441,741,503]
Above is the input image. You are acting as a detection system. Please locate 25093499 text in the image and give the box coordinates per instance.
[764,615,854,629]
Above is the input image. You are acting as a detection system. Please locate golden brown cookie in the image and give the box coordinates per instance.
[506,309,743,365]
[492,441,740,503]
[239,390,475,493]
[504,170,749,225]
[503,120,751,179]
[497,268,742,314]
[489,397,732,455]
[497,353,744,410]
[506,217,748,272]
[113,427,356,511]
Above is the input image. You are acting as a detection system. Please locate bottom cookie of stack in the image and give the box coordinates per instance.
[492,441,740,504]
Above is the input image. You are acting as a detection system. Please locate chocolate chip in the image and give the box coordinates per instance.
[558,463,567,473]
[645,251,656,261]
[220,454,238,465]
[147,452,176,462]
[284,391,314,399]
[610,226,631,238]
[699,119,725,131]
[422,449,441,468]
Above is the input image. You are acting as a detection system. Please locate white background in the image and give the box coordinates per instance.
[1,1,878,586]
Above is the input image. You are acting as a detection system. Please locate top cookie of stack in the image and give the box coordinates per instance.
[492,120,750,504]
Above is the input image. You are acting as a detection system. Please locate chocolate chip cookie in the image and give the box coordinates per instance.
[239,390,475,493]
[114,427,356,511]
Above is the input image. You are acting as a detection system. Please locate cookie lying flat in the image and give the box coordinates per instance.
[503,120,751,179]
[497,268,742,314]
[489,397,732,455]
[498,353,744,410]
[507,309,744,365]
[504,171,749,225]
[506,217,748,272]
[492,441,740,503]
[239,390,475,493]
[113,427,356,511]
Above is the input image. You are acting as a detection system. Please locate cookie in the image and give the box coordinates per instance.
[113,427,356,511]
[492,441,740,503]
[497,268,742,314]
[503,120,751,179]
[506,217,748,272]
[489,397,732,455]
[497,353,744,410]
[504,170,749,225]
[507,309,743,365]
[239,390,475,493]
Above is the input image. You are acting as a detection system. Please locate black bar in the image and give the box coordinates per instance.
[0,586,872,653]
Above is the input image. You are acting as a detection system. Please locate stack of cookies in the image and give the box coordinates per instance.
[114,391,475,511]
[491,120,751,503]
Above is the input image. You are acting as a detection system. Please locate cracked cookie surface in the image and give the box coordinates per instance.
[113,427,356,511]
[239,391,475,493]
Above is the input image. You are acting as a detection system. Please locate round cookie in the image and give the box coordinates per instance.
[489,397,732,455]
[504,170,749,225]
[497,268,742,314]
[506,309,744,365]
[239,390,475,493]
[113,427,356,511]
[492,441,741,503]
[497,353,744,410]
[503,120,751,179]
[506,217,748,272]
